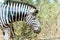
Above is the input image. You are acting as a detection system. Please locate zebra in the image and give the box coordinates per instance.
[0,1,41,40]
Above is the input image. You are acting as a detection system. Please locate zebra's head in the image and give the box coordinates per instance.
[26,14,41,34]
[25,4,41,34]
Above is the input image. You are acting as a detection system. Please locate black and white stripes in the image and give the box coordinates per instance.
[0,1,38,26]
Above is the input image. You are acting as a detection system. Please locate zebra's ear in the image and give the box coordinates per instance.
[31,8,38,16]
[36,9,38,13]
[33,8,39,16]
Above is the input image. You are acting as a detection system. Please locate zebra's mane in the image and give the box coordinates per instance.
[3,1,37,9]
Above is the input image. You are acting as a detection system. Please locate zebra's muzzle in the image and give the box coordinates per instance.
[34,27,41,34]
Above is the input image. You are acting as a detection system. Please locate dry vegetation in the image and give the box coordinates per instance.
[0,0,60,40]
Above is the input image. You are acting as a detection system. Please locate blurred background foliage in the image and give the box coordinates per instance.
[8,0,60,40]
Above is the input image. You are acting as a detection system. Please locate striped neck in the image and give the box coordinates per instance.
[1,1,37,24]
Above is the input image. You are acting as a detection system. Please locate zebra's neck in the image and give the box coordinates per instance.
[1,1,36,25]
[2,2,30,24]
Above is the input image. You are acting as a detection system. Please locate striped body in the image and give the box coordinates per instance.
[0,1,37,26]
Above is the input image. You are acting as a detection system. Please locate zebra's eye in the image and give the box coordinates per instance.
[32,16,36,20]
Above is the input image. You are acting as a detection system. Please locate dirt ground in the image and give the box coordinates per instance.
[0,29,3,40]
[36,15,60,40]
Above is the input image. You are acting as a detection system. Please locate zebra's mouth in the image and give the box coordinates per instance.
[30,25,41,34]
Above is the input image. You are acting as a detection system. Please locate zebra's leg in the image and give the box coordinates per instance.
[25,14,41,34]
[3,24,15,40]
[3,28,9,40]
[9,23,15,38]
